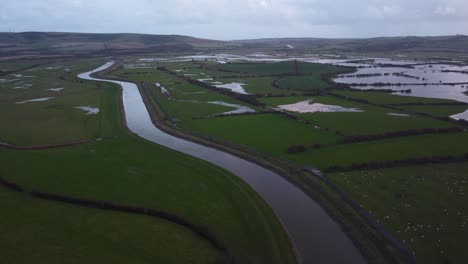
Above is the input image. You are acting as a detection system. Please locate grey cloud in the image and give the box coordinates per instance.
[0,0,467,39]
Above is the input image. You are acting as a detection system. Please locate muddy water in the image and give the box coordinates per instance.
[78,62,366,264]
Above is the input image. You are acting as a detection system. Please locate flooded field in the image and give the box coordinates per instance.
[278,100,363,113]
[16,97,54,104]
[331,60,468,107]
[214,82,249,94]
[74,106,100,115]
[134,54,468,120]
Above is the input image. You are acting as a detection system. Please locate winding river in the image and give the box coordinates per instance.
[78,62,366,264]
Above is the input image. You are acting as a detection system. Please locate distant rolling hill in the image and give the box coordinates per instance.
[1,32,468,60]
[235,35,468,55]
[0,32,233,59]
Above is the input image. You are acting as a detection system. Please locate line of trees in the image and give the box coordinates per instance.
[285,127,464,154]
[326,153,468,172]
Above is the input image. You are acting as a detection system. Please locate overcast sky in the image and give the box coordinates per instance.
[1,0,468,40]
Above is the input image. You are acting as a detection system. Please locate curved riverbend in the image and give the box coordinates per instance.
[78,62,366,264]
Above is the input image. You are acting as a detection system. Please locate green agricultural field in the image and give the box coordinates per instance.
[164,61,202,70]
[216,61,296,75]
[276,75,331,91]
[0,60,297,263]
[0,188,222,264]
[260,96,456,136]
[334,90,459,105]
[289,132,468,169]
[302,111,455,136]
[0,60,44,72]
[397,105,468,117]
[329,163,468,264]
[184,113,340,156]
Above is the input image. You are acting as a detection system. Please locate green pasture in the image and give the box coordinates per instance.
[290,132,468,169]
[184,113,340,156]
[329,163,468,264]
[0,187,222,264]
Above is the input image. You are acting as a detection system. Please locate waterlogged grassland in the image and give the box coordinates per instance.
[0,60,112,145]
[117,68,239,102]
[185,114,340,156]
[329,163,468,264]
[260,96,456,136]
[290,132,468,169]
[114,67,261,123]
[0,62,297,263]
[0,188,222,264]
[217,61,297,75]
[216,61,349,76]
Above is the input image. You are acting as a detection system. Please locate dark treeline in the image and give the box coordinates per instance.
[392,72,420,80]
[0,62,50,77]
[378,64,415,69]
[325,153,468,172]
[387,102,468,106]
[340,127,464,144]
[350,87,412,93]
[0,139,90,150]
[441,70,468,75]
[261,91,323,98]
[286,127,464,154]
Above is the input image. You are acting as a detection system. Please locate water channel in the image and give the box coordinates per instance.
[78,62,366,264]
